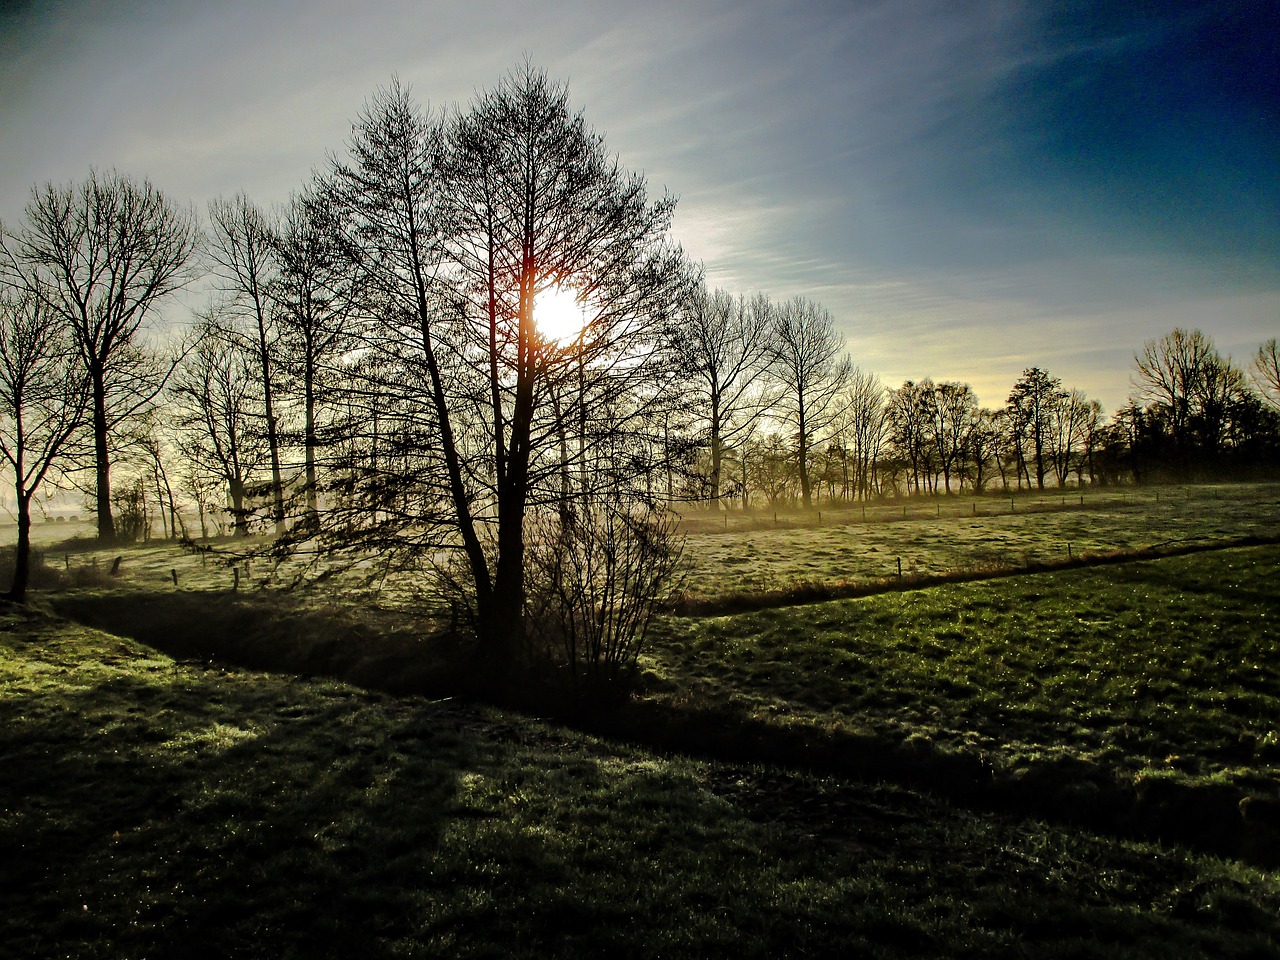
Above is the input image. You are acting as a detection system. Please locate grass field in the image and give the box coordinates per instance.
[678,483,1280,601]
[3,483,1279,956]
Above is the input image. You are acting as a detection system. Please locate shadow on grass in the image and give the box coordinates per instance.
[0,642,474,960]
[48,589,464,697]
[46,584,1280,871]
[579,697,1280,869]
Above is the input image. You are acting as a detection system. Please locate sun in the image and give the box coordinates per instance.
[533,285,588,345]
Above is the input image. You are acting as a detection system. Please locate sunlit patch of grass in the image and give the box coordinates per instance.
[678,483,1280,603]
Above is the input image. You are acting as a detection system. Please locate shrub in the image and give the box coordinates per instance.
[525,504,684,691]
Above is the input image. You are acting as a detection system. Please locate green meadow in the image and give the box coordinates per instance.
[3,483,1279,957]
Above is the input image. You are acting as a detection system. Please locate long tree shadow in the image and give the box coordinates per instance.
[0,649,482,959]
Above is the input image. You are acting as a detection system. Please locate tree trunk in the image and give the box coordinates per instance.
[709,393,722,506]
[256,307,286,535]
[91,375,115,545]
[304,358,318,517]
[797,416,813,508]
[229,478,248,537]
[6,490,32,603]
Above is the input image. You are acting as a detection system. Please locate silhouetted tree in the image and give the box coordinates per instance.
[206,194,286,534]
[826,366,888,501]
[0,284,90,601]
[2,171,199,544]
[1132,328,1217,463]
[1046,388,1093,487]
[887,379,936,494]
[1252,338,1280,411]
[767,297,850,507]
[325,68,688,663]
[272,189,356,520]
[673,287,775,506]
[1008,367,1064,490]
[931,381,978,493]
[172,316,266,536]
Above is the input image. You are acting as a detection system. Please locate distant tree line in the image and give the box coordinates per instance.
[0,64,1276,665]
[669,292,1279,508]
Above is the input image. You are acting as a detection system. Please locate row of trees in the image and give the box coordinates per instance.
[673,287,1279,508]
[0,66,1276,662]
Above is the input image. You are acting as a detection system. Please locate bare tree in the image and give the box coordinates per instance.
[767,297,850,507]
[831,366,888,501]
[171,317,267,537]
[1007,367,1064,490]
[206,194,286,533]
[1252,338,1280,411]
[272,189,356,520]
[1045,388,1092,487]
[1131,328,1217,456]
[1,170,199,544]
[931,381,978,494]
[0,284,90,601]
[325,68,688,664]
[887,379,936,494]
[672,287,775,507]
[963,408,1001,493]
[1073,399,1106,486]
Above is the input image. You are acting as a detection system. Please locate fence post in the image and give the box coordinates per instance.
[897,557,902,579]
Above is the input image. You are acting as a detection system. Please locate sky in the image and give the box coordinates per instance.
[0,0,1276,413]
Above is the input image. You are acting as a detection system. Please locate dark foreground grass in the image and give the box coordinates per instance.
[4,606,1280,958]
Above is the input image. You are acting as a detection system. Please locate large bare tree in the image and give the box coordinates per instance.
[326,68,687,659]
[673,286,775,506]
[1131,328,1217,456]
[272,189,356,520]
[171,316,267,537]
[1,170,199,543]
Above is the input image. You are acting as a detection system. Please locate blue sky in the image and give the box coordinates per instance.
[1,0,1275,412]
